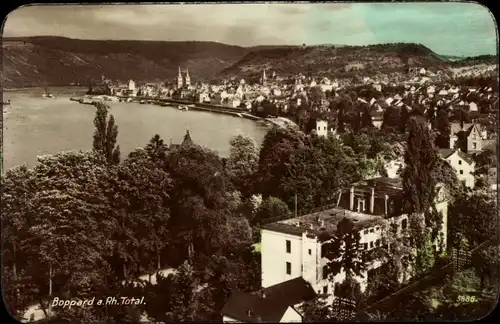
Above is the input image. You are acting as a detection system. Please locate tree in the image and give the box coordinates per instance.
[182,130,194,146]
[108,148,172,278]
[299,295,333,322]
[360,103,374,130]
[448,193,497,249]
[253,196,291,225]
[434,108,451,149]
[450,107,471,127]
[255,126,305,199]
[145,134,169,162]
[145,262,203,322]
[432,158,462,199]
[92,102,121,165]
[193,247,261,320]
[322,218,366,296]
[472,245,500,291]
[382,106,400,132]
[165,143,244,260]
[226,135,259,196]
[402,116,440,246]
[26,151,116,315]
[398,106,410,133]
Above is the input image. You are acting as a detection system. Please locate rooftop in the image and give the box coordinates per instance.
[262,207,386,238]
[352,177,403,197]
[221,277,315,323]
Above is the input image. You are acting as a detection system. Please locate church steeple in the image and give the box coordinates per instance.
[177,66,183,89]
[185,67,191,86]
[262,69,267,86]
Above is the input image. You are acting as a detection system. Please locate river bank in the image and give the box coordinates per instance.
[68,95,290,128]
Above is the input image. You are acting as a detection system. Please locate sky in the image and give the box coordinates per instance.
[2,2,497,57]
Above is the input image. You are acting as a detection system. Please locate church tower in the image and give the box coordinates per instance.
[262,69,267,86]
[177,66,183,89]
[185,67,191,86]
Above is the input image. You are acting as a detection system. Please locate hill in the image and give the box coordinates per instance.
[450,54,497,67]
[217,43,454,82]
[2,36,248,88]
[2,37,496,88]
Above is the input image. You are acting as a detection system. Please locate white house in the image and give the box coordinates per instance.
[438,149,476,188]
[315,120,329,137]
[259,177,448,300]
[450,122,487,153]
[128,79,136,92]
[232,98,242,108]
[469,102,478,112]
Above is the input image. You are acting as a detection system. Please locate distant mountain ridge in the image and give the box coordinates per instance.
[2,36,248,88]
[1,36,496,88]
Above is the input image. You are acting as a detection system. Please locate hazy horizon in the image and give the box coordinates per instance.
[3,3,497,57]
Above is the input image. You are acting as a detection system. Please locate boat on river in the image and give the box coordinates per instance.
[42,87,55,98]
[178,105,189,111]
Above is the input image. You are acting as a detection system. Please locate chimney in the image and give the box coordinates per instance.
[370,187,375,214]
[247,310,253,317]
[384,194,389,215]
[349,187,355,210]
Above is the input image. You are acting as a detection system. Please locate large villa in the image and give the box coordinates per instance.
[222,177,449,323]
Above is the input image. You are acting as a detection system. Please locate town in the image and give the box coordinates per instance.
[5,58,498,323]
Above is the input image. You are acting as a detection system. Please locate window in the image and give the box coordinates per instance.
[286,262,291,275]
[458,160,462,165]
[402,218,408,230]
[370,241,374,249]
[369,228,374,233]
[459,170,464,175]
[376,226,380,231]
[322,266,328,279]
[286,240,291,253]
[308,249,312,255]
[363,229,369,234]
[323,286,328,294]
[324,126,327,131]
[364,243,368,250]
[301,265,303,272]
[472,142,477,149]
[376,239,381,247]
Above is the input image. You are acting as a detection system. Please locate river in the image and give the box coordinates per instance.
[2,87,268,171]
